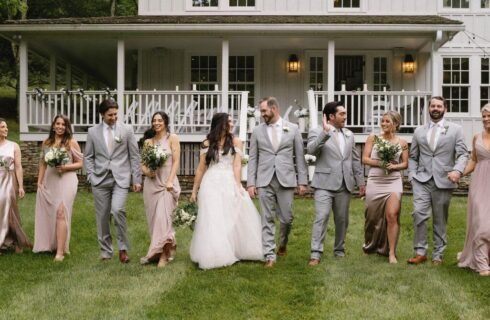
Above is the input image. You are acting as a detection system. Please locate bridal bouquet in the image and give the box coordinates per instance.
[44,147,70,168]
[173,201,198,229]
[304,154,317,166]
[373,135,401,175]
[141,144,168,171]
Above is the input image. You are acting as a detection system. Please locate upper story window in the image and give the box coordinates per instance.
[443,0,469,8]
[192,0,218,7]
[230,0,255,6]
[481,58,490,107]
[334,0,360,8]
[442,57,470,113]
[373,57,388,92]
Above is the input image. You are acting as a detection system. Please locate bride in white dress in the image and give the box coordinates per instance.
[190,113,263,269]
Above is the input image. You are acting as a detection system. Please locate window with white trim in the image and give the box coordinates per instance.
[482,0,490,8]
[309,56,324,111]
[442,57,470,113]
[191,56,218,90]
[333,0,360,8]
[443,0,469,8]
[192,0,218,7]
[481,58,490,107]
[230,0,255,6]
[373,57,388,91]
[229,56,255,107]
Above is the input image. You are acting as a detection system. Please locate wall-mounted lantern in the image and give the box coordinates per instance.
[403,54,415,73]
[287,54,299,73]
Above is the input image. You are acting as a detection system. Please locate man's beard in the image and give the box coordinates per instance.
[430,110,445,121]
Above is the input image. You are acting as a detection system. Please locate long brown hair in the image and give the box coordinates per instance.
[204,113,235,166]
[43,115,73,149]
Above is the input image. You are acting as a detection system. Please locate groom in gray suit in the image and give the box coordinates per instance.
[247,96,308,268]
[407,96,468,265]
[307,101,365,266]
[84,98,142,263]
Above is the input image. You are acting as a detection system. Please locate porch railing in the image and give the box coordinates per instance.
[25,89,248,135]
[307,90,432,132]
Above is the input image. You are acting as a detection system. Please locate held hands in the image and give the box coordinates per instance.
[55,164,67,174]
[322,114,335,133]
[384,160,399,172]
[358,185,366,197]
[247,186,257,198]
[447,170,461,184]
[296,185,307,196]
[132,184,142,192]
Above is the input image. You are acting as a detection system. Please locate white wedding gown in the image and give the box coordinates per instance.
[190,148,263,269]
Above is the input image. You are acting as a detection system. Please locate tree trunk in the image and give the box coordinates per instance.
[110,0,116,16]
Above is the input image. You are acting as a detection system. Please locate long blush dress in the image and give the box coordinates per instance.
[363,140,403,256]
[0,141,30,250]
[141,136,181,263]
[33,146,82,253]
[458,133,490,273]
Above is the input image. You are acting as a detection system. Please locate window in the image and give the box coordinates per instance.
[230,0,255,6]
[373,57,388,91]
[229,56,255,107]
[333,0,360,8]
[443,0,469,8]
[442,57,470,113]
[482,0,490,8]
[309,56,324,111]
[192,0,218,7]
[191,56,218,90]
[481,58,490,107]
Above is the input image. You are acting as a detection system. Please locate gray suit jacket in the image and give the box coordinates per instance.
[247,120,307,188]
[408,121,468,189]
[307,127,365,192]
[84,122,142,188]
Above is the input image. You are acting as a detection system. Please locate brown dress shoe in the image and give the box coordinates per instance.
[119,250,130,264]
[308,259,320,266]
[264,260,275,268]
[407,255,427,265]
[432,259,443,266]
[277,246,287,257]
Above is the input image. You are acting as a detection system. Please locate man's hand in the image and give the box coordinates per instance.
[358,185,366,197]
[297,185,307,196]
[322,114,335,133]
[132,184,142,192]
[247,186,257,198]
[448,170,461,184]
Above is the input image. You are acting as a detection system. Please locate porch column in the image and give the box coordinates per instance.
[117,39,125,119]
[49,55,56,90]
[221,38,229,112]
[19,39,28,133]
[431,42,440,96]
[327,40,335,103]
[65,63,72,90]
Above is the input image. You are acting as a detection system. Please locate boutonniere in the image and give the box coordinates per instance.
[441,125,449,135]
[344,131,352,138]
[283,126,290,132]
[114,136,122,143]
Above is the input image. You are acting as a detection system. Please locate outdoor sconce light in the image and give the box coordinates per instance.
[403,54,415,73]
[287,54,299,73]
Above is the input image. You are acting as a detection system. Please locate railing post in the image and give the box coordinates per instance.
[328,40,335,103]
[238,91,249,143]
[117,39,125,121]
[221,38,229,112]
[307,89,318,129]
[19,40,28,133]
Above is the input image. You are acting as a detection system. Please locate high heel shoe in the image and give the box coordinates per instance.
[54,255,65,262]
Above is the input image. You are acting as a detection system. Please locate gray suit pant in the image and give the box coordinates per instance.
[92,175,130,258]
[258,175,295,261]
[412,178,452,261]
[310,186,351,259]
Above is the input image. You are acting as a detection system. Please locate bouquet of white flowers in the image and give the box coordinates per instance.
[241,154,249,166]
[44,147,70,167]
[141,144,169,171]
[173,201,198,229]
[294,107,309,118]
[304,154,317,166]
[373,135,402,175]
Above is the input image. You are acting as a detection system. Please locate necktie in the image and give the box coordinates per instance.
[107,126,114,153]
[337,129,345,156]
[270,124,279,151]
[429,124,437,151]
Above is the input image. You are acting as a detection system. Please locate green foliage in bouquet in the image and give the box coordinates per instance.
[173,201,198,229]
[141,144,168,171]
[373,135,402,175]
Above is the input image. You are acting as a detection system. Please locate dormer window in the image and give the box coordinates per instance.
[443,0,469,8]
[333,0,360,8]
[192,0,218,7]
[230,0,255,6]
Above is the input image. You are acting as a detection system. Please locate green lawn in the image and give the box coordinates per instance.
[0,193,488,319]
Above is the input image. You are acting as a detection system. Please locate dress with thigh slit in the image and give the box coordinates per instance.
[363,138,402,256]
[458,133,490,273]
[33,145,82,253]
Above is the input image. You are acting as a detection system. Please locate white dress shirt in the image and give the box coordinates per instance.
[427,119,445,150]
[102,121,115,149]
[330,127,345,156]
[267,117,284,149]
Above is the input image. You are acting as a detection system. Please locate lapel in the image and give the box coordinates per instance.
[434,122,449,151]
[420,123,431,149]
[277,120,289,150]
[96,123,110,156]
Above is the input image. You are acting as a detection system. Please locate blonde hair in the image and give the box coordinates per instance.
[481,103,490,114]
[383,111,401,132]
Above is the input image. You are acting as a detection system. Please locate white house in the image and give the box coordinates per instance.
[1,0,489,175]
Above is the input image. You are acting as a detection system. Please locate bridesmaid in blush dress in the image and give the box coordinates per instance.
[0,118,31,253]
[458,104,490,276]
[362,111,408,264]
[140,111,181,268]
[33,115,83,262]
